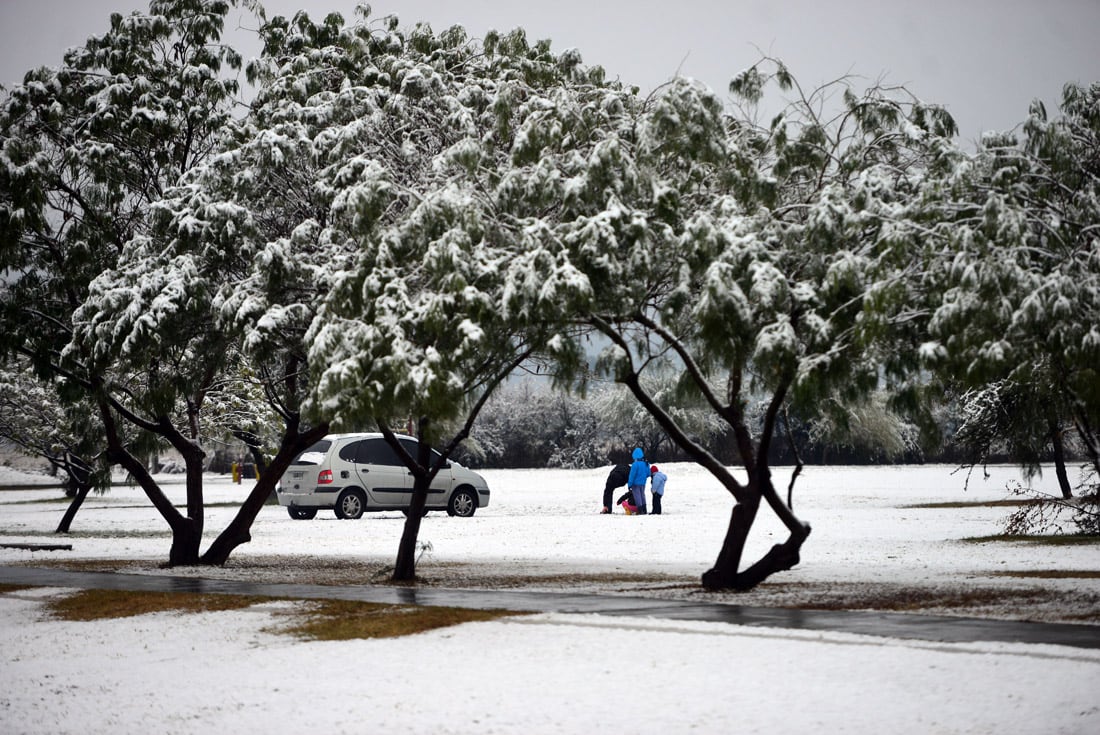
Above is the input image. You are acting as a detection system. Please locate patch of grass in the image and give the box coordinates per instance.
[992,570,1100,580]
[0,529,174,540]
[280,599,528,641]
[964,534,1100,545]
[1,496,72,505]
[47,589,266,621]
[904,499,1034,509]
[0,584,33,593]
[799,586,1053,613]
[0,485,66,492]
[38,587,527,640]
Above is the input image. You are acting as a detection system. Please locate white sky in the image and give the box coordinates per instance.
[1,0,1099,146]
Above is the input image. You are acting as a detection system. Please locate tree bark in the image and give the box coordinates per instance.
[55,483,91,534]
[392,419,437,582]
[700,492,761,589]
[393,477,430,582]
[701,471,812,590]
[54,454,94,534]
[99,401,203,565]
[1050,422,1073,499]
[200,422,328,565]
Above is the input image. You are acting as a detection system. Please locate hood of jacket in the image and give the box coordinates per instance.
[632,448,644,461]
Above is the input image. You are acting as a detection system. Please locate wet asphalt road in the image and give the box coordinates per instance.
[2,565,1099,649]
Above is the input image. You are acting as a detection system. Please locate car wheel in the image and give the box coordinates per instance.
[447,487,477,518]
[288,507,317,520]
[335,489,366,519]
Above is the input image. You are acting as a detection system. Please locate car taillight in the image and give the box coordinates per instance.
[317,469,333,484]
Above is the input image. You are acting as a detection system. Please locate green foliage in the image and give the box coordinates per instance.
[922,82,1100,475]
[226,12,632,436]
[0,1,247,471]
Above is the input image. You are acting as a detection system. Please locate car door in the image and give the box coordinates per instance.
[353,438,410,507]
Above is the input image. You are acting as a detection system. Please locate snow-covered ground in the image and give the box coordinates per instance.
[2,462,1099,734]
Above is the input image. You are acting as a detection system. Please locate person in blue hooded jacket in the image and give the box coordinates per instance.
[626,447,650,515]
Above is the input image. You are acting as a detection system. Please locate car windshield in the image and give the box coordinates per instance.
[291,440,331,466]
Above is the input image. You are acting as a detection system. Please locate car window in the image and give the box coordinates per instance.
[291,440,331,465]
[338,440,365,463]
[359,438,403,466]
[399,438,447,467]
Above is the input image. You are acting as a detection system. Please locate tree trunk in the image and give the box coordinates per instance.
[201,423,329,565]
[179,436,206,551]
[701,492,761,589]
[55,483,91,534]
[1051,423,1073,499]
[782,406,804,509]
[1072,412,1100,479]
[393,477,430,582]
[54,455,95,533]
[198,471,277,565]
[99,401,203,565]
[702,472,812,591]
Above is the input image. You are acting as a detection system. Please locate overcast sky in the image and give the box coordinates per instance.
[2,0,1098,146]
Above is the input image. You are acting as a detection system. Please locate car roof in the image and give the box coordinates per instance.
[323,433,417,442]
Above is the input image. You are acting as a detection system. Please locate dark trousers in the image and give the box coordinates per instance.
[615,490,632,506]
[652,493,662,514]
[603,485,623,509]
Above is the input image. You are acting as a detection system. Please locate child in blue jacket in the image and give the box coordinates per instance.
[649,465,667,514]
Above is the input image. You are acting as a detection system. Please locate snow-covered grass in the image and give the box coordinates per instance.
[2,462,1097,614]
[2,463,1099,734]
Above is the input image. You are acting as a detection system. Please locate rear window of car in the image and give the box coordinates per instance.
[338,440,368,463]
[292,440,331,466]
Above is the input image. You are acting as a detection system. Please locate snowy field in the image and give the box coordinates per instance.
[2,462,1099,734]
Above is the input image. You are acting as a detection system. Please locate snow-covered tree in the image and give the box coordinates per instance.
[0,1,250,560]
[922,82,1100,496]
[806,389,921,463]
[0,359,112,532]
[63,3,379,566]
[294,13,619,579]
[468,380,607,469]
[953,374,1078,498]
[490,58,959,589]
[74,7,617,574]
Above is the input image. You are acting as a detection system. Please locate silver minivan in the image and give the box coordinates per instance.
[276,433,490,519]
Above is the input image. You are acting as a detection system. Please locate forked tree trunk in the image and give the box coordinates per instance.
[609,355,812,592]
[701,474,812,590]
[701,492,761,589]
[99,402,204,565]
